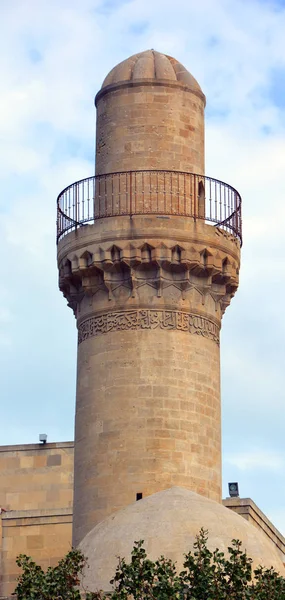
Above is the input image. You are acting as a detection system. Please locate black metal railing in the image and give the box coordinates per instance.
[56,170,242,245]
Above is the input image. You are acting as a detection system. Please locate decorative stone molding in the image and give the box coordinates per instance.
[78,309,220,345]
[58,237,239,318]
[59,240,239,279]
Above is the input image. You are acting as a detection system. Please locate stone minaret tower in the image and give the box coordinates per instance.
[57,50,241,547]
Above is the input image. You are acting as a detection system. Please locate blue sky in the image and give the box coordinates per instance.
[1,0,285,534]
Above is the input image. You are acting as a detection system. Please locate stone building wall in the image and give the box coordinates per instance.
[0,442,73,598]
[1,508,72,599]
[223,497,285,564]
[0,441,73,512]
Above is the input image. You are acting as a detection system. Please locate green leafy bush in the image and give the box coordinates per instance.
[14,529,285,600]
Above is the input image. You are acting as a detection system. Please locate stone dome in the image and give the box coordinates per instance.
[80,487,284,591]
[100,49,204,98]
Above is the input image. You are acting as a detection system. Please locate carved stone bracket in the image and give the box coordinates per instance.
[78,309,220,346]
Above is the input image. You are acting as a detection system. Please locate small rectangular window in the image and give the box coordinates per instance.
[136,492,143,501]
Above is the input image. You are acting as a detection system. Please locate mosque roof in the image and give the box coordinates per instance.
[80,487,284,591]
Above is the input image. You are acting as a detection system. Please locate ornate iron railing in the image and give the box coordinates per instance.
[56,170,242,245]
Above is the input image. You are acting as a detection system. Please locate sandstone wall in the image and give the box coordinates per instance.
[1,509,72,598]
[95,82,205,176]
[75,327,220,543]
[223,497,285,564]
[0,442,73,598]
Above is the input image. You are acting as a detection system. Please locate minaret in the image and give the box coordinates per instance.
[57,50,241,548]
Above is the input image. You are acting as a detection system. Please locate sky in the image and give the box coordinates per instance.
[1,0,285,534]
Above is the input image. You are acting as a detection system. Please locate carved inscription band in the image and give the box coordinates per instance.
[78,310,219,345]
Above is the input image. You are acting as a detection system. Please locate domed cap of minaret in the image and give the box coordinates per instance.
[97,49,205,103]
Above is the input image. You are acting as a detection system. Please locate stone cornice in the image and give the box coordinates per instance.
[58,235,239,318]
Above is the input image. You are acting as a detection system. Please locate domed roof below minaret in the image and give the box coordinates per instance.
[101,49,204,97]
[80,487,284,592]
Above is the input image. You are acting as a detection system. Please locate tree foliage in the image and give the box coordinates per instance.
[14,529,285,600]
[14,550,85,600]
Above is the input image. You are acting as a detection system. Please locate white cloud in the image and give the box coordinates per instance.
[0,308,12,323]
[225,449,285,472]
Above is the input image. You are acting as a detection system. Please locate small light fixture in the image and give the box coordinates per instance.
[39,434,47,444]
[228,482,239,497]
